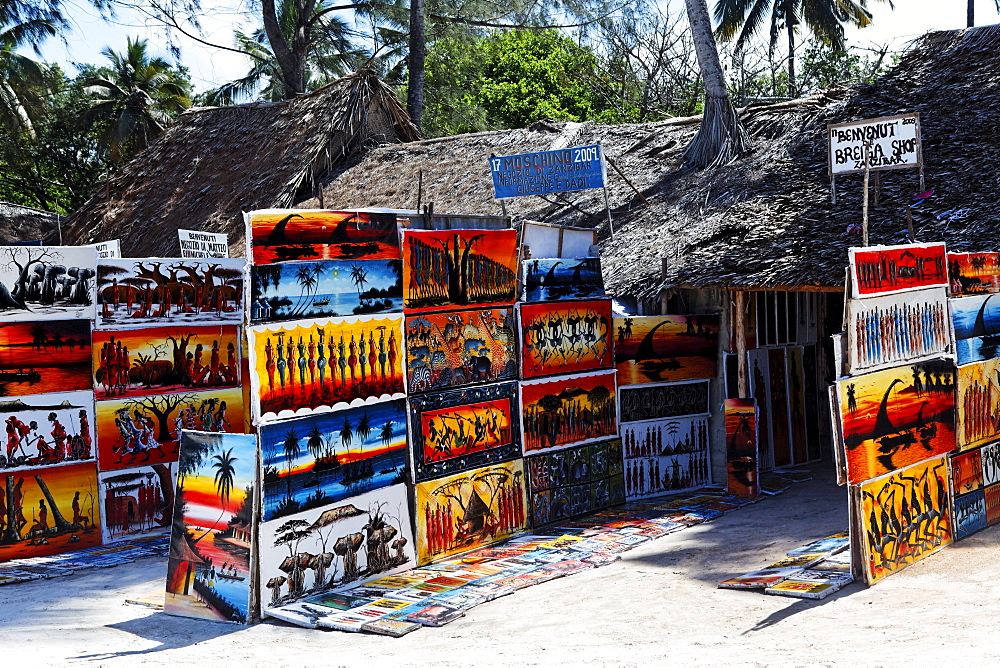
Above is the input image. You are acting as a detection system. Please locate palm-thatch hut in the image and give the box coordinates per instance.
[0,202,60,244]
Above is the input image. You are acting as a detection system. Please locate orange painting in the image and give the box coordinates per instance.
[613,315,719,385]
[520,370,617,453]
[248,209,400,264]
[948,252,1000,295]
[0,320,91,397]
[520,299,612,379]
[725,398,758,499]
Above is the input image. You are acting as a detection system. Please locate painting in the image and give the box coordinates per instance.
[98,463,176,543]
[0,461,101,561]
[259,399,407,522]
[951,448,983,495]
[837,360,956,485]
[0,246,96,322]
[844,288,951,375]
[849,242,948,298]
[618,380,710,423]
[520,370,618,454]
[957,358,1000,450]
[768,347,792,468]
[725,398,759,499]
[92,325,240,399]
[0,391,95,472]
[519,299,612,379]
[414,460,528,565]
[259,483,415,613]
[402,229,518,312]
[408,382,520,482]
[522,258,605,302]
[527,439,624,526]
[948,252,1000,295]
[856,454,952,585]
[249,259,402,324]
[747,347,774,470]
[96,258,244,329]
[786,346,808,464]
[953,490,987,540]
[247,314,405,424]
[0,320,92,396]
[613,315,719,386]
[982,441,1000,485]
[621,415,711,499]
[165,431,256,624]
[404,308,517,393]
[952,293,1000,365]
[95,386,245,472]
[248,209,400,265]
[985,483,1000,525]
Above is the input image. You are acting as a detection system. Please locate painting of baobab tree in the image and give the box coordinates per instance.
[258,483,414,614]
[402,229,518,312]
[613,315,719,386]
[414,460,527,565]
[248,210,401,265]
[520,370,618,453]
[0,245,96,322]
[96,258,244,329]
[165,431,256,624]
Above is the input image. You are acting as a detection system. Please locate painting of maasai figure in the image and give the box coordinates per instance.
[956,358,1000,450]
[613,315,719,386]
[725,398,759,500]
[952,293,1000,365]
[948,252,1000,296]
[247,314,405,424]
[0,246,96,322]
[0,391,95,472]
[96,258,244,329]
[520,299,612,379]
[249,259,402,324]
[522,258,605,302]
[402,229,518,312]
[520,370,618,454]
[0,320,92,396]
[98,463,176,543]
[248,209,400,265]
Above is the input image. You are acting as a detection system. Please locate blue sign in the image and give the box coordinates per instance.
[490,144,606,199]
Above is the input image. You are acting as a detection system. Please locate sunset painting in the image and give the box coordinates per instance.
[521,370,618,453]
[613,315,719,385]
[0,320,91,396]
[948,252,1000,295]
[248,209,400,264]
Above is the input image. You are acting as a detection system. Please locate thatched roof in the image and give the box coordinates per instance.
[61,69,418,257]
[307,26,1000,297]
[0,202,59,244]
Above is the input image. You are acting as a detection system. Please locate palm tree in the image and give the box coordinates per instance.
[190,447,238,543]
[0,3,61,135]
[83,37,191,162]
[340,417,354,451]
[350,264,369,304]
[713,0,887,96]
[356,411,371,457]
[306,424,324,460]
[282,428,301,501]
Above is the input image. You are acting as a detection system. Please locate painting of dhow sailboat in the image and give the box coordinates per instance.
[952,293,1000,365]
[613,315,719,385]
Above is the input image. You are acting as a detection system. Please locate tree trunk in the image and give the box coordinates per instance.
[262,0,306,97]
[787,18,796,97]
[407,0,426,131]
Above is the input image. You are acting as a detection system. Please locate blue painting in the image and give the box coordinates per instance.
[952,293,1000,365]
[259,398,407,521]
[522,258,604,303]
[954,489,987,540]
[249,259,402,324]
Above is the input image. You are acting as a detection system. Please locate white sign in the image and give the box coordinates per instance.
[93,239,120,259]
[178,229,229,258]
[827,113,921,176]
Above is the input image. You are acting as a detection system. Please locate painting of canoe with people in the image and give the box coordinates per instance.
[96,258,245,329]
[165,431,256,624]
[248,209,401,265]
[0,390,95,472]
[0,320,92,396]
[613,315,719,386]
[951,293,1000,365]
[522,258,605,302]
[836,359,956,485]
[948,252,1000,296]
[520,299,612,379]
[848,242,948,298]
[0,245,96,322]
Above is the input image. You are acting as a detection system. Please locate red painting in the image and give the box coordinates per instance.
[768,348,791,468]
[0,320,92,397]
[952,448,984,495]
[725,398,758,499]
[849,242,948,297]
[249,209,400,264]
[520,299,612,379]
[948,252,1000,296]
[520,370,617,453]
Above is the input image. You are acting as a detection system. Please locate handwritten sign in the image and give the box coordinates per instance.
[490,145,606,198]
[178,229,229,258]
[828,113,921,176]
[93,240,120,259]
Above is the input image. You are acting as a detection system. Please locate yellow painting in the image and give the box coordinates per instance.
[957,358,1000,451]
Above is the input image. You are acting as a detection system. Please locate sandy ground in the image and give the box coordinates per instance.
[3,463,1000,666]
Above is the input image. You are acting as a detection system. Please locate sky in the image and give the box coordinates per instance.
[23,0,1000,94]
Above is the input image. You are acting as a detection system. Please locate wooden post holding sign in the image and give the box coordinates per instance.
[178,229,229,258]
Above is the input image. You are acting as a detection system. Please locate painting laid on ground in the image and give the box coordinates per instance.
[249,259,402,324]
[165,431,256,624]
[402,229,518,312]
[259,483,415,613]
[844,288,951,375]
[92,325,241,399]
[613,315,719,386]
[404,308,517,393]
[617,380,710,423]
[414,460,527,565]
[951,293,1000,365]
[837,359,957,484]
[247,314,405,424]
[856,454,952,584]
[849,242,948,297]
[522,258,605,302]
[248,210,400,265]
[956,358,1000,450]
[0,391,94,471]
[521,370,618,454]
[519,299,612,379]
[725,398,759,499]
[620,415,711,499]
[259,399,407,522]
[0,320,92,397]
[0,461,101,561]
[98,463,176,543]
[526,438,624,526]
[948,252,1000,296]
[0,245,96,322]
[408,381,520,482]
[95,387,244,472]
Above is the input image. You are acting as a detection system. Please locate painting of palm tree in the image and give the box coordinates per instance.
[283,429,300,502]
[350,264,369,305]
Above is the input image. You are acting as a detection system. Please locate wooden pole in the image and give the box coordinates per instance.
[602,186,615,237]
[605,154,651,207]
[906,207,916,243]
[734,290,749,397]
[862,142,871,247]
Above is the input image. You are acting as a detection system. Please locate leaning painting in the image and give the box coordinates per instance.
[0,246,96,322]
[519,299,612,379]
[520,370,618,454]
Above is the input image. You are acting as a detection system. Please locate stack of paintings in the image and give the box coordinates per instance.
[950,448,987,540]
